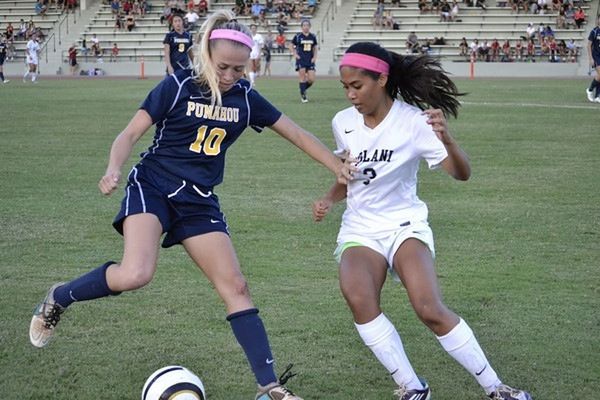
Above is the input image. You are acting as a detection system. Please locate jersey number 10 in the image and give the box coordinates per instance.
[189,125,226,156]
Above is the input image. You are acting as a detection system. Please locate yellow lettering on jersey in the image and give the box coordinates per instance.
[186,102,240,123]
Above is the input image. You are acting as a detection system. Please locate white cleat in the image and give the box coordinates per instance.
[29,282,66,348]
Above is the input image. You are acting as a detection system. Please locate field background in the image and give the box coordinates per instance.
[0,77,598,399]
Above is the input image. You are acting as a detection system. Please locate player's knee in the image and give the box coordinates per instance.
[228,275,250,298]
[118,262,155,290]
[414,299,449,328]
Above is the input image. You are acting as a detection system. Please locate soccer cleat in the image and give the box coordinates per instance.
[489,384,532,400]
[301,93,308,103]
[594,97,600,103]
[586,88,595,102]
[29,282,66,348]
[256,364,303,400]
[2,79,9,83]
[394,378,431,400]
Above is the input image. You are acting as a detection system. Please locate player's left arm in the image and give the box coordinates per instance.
[187,46,194,64]
[423,108,471,181]
[270,114,357,184]
[311,37,318,63]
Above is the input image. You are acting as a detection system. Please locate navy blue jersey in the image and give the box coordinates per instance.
[292,32,317,64]
[589,26,600,59]
[163,30,193,70]
[0,41,6,57]
[139,69,282,189]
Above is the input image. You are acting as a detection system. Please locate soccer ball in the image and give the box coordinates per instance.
[142,365,206,400]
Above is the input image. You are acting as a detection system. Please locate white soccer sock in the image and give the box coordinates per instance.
[31,73,37,82]
[23,71,29,80]
[437,318,501,394]
[355,313,423,390]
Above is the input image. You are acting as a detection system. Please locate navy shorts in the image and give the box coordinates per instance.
[593,54,600,68]
[113,163,229,248]
[0,55,5,66]
[295,61,315,71]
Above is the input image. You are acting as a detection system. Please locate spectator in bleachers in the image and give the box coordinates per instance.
[450,1,459,21]
[161,2,173,24]
[276,11,289,34]
[290,0,303,20]
[140,0,149,17]
[418,0,430,13]
[197,0,208,17]
[16,19,27,40]
[566,38,576,61]
[469,38,478,58]
[556,6,567,28]
[525,22,536,40]
[421,38,432,54]
[458,37,468,57]
[111,0,121,15]
[274,30,287,52]
[35,1,48,17]
[123,0,133,14]
[573,7,585,28]
[564,4,575,28]
[548,36,558,61]
[475,0,487,11]
[306,0,317,16]
[80,38,89,57]
[557,39,567,60]
[114,13,124,31]
[265,0,275,12]
[110,42,119,61]
[526,38,536,61]
[542,24,555,39]
[125,12,136,31]
[5,23,15,42]
[251,0,264,23]
[26,20,37,41]
[478,40,489,61]
[372,0,385,29]
[551,0,561,12]
[383,10,396,29]
[258,9,270,28]
[163,14,193,73]
[501,39,512,61]
[406,31,420,53]
[187,0,195,11]
[490,38,500,61]
[536,0,548,14]
[439,1,451,22]
[185,8,200,31]
[91,33,100,54]
[515,39,524,60]
[68,43,78,75]
[431,0,440,12]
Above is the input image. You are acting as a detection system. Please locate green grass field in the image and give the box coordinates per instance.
[0,77,598,399]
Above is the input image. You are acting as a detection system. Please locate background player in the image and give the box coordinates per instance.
[292,19,317,103]
[312,42,532,400]
[23,33,40,83]
[248,23,264,87]
[585,15,600,103]
[29,10,353,400]
[0,34,9,83]
[163,14,193,74]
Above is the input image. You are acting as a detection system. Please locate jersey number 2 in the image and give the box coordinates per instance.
[189,126,226,156]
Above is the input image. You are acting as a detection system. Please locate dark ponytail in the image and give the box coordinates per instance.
[344,42,463,117]
[387,51,462,118]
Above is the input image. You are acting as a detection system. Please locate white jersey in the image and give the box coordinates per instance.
[332,100,448,240]
[26,39,40,64]
[250,33,264,59]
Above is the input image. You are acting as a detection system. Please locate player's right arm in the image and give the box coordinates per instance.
[99,109,153,195]
[588,38,594,68]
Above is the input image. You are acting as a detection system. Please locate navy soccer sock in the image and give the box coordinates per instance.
[589,78,599,92]
[306,81,313,89]
[299,81,308,95]
[0,72,4,81]
[54,261,121,308]
[227,308,277,386]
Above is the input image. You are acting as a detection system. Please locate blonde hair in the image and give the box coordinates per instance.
[193,10,252,106]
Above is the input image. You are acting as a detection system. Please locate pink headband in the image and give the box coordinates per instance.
[209,29,253,49]
[339,53,390,75]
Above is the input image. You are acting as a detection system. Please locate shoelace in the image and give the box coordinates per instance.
[43,303,64,329]
[277,364,298,396]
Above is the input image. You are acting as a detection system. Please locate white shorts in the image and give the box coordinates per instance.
[27,55,38,65]
[250,51,261,60]
[334,220,435,282]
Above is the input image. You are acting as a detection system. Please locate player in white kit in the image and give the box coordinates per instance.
[312,42,532,400]
[24,34,40,83]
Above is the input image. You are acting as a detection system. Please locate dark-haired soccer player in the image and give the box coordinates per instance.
[586,15,600,103]
[292,19,318,103]
[163,14,193,74]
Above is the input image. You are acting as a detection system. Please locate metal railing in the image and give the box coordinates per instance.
[318,0,337,44]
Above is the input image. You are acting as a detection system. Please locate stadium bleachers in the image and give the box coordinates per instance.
[1,0,66,62]
[334,0,592,61]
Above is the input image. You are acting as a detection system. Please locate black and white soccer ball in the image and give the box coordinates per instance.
[142,365,206,400]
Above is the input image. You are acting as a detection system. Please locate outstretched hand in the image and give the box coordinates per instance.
[98,171,121,196]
